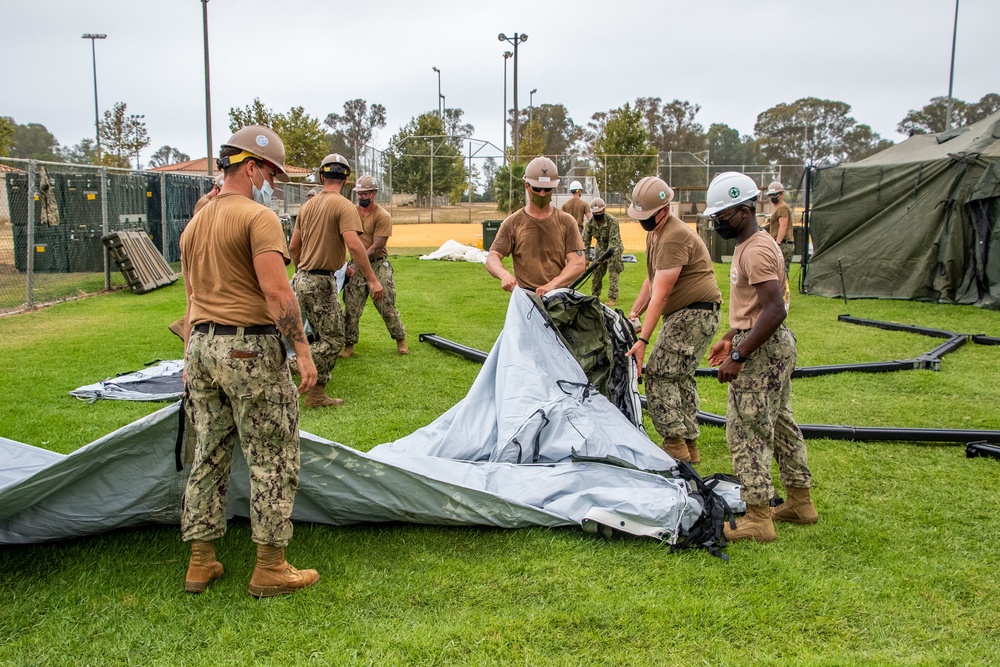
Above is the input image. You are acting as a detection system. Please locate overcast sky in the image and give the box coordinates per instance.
[3,0,997,167]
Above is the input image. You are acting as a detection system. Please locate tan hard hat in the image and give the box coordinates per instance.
[221,125,289,182]
[320,153,351,179]
[354,174,378,192]
[523,157,560,189]
[766,180,784,195]
[627,176,674,219]
[307,187,319,198]
[589,197,606,213]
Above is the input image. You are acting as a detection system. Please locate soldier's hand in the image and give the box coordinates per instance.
[626,340,646,376]
[708,338,732,367]
[346,265,355,278]
[501,272,517,292]
[369,279,385,301]
[296,356,318,394]
[628,317,642,334]
[717,357,742,384]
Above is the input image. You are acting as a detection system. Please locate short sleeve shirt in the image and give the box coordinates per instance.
[562,198,589,226]
[180,193,289,327]
[730,231,788,330]
[768,202,794,242]
[357,204,393,260]
[294,191,363,271]
[491,208,585,291]
[646,216,721,314]
[193,193,213,215]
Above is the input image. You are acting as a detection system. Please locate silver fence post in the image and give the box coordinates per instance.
[25,161,36,309]
[468,141,473,223]
[160,172,168,260]
[101,166,109,290]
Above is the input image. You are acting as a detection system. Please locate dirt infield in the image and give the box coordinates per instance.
[391,221,650,252]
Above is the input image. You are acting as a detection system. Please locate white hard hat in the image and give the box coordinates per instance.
[569,180,583,192]
[703,172,760,217]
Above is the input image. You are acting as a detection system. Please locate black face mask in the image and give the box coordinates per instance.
[713,209,743,239]
[358,197,372,208]
[639,213,659,232]
[769,195,780,204]
[593,213,605,222]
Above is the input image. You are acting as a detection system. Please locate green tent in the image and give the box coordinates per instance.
[803,111,1000,309]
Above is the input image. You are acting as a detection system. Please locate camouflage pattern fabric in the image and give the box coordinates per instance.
[726,324,812,506]
[582,214,624,300]
[644,307,719,442]
[290,271,344,384]
[780,241,794,281]
[343,259,406,347]
[180,329,300,547]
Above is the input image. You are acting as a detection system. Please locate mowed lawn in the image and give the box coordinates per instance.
[1,252,999,666]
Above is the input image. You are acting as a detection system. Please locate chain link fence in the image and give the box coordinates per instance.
[0,157,211,315]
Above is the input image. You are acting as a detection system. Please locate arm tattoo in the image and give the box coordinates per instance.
[275,299,307,344]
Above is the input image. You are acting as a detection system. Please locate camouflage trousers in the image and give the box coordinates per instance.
[343,259,406,347]
[590,250,623,301]
[780,240,794,281]
[181,329,300,547]
[644,306,720,442]
[727,324,812,506]
[291,271,344,384]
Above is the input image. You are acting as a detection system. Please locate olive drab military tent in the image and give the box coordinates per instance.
[803,111,1000,309]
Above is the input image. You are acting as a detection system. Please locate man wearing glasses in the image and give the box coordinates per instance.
[704,171,817,544]
[179,125,321,596]
[486,156,585,295]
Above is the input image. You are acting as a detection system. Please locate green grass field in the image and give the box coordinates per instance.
[1,255,999,666]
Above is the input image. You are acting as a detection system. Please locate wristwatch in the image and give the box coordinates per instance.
[730,348,750,363]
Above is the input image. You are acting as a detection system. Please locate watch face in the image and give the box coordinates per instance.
[730,350,742,362]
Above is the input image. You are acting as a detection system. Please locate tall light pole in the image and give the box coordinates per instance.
[502,51,512,163]
[81,33,106,164]
[498,32,528,161]
[432,66,442,119]
[529,88,537,127]
[945,0,960,131]
[202,0,214,177]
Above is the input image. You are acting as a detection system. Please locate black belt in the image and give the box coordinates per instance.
[193,323,278,336]
[781,240,795,245]
[686,301,720,312]
[304,269,335,276]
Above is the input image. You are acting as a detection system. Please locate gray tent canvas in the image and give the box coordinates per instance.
[1,289,739,549]
[804,111,1000,309]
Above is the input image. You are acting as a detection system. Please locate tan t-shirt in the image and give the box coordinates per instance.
[729,231,788,330]
[193,193,214,215]
[646,216,722,315]
[180,193,289,327]
[768,202,794,242]
[562,198,589,227]
[491,208,585,291]
[294,191,363,271]
[357,203,392,261]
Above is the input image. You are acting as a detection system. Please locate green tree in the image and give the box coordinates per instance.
[99,103,149,168]
[897,93,1000,135]
[59,138,99,165]
[228,98,281,132]
[148,145,190,168]
[324,98,387,155]
[755,97,889,165]
[515,120,547,161]
[592,103,658,199]
[633,97,707,153]
[706,123,761,166]
[274,106,327,169]
[494,161,527,214]
[0,116,14,157]
[11,122,62,161]
[385,113,466,204]
[514,104,582,156]
[442,108,475,150]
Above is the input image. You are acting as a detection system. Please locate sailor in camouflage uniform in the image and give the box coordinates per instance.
[705,172,817,544]
[581,197,624,307]
[625,177,720,466]
[179,125,321,597]
[340,175,408,358]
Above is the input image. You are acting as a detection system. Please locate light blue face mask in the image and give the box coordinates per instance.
[251,167,274,206]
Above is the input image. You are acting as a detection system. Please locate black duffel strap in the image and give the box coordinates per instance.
[193,323,278,336]
[174,395,186,472]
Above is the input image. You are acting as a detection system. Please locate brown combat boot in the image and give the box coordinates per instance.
[304,383,344,408]
[184,540,224,593]
[660,437,690,463]
[724,504,776,543]
[397,339,410,355]
[338,345,355,359]
[685,439,701,464]
[247,545,320,598]
[605,298,617,308]
[772,486,819,524]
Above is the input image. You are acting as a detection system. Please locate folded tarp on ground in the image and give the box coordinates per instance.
[419,240,489,264]
[2,289,740,547]
[70,360,185,402]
